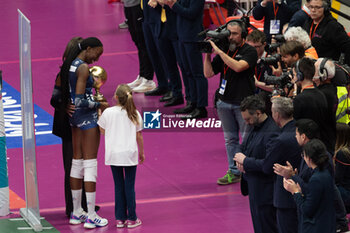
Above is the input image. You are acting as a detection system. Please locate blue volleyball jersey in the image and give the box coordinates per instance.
[68,58,94,107]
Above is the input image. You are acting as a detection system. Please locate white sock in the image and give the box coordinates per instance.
[72,189,82,216]
[86,192,96,218]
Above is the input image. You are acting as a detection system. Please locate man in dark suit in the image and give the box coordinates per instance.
[263,97,301,233]
[234,95,280,233]
[274,119,349,233]
[147,1,185,106]
[140,0,169,95]
[236,97,301,233]
[165,0,208,119]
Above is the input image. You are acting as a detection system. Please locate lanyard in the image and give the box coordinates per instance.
[309,22,319,39]
[224,42,245,78]
[301,84,314,92]
[255,67,263,81]
[273,2,279,19]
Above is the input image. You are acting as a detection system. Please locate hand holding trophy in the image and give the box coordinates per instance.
[90,66,107,102]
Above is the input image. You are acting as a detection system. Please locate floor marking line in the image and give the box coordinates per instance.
[10,191,241,214]
[0,51,138,65]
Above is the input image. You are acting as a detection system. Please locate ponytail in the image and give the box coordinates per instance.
[59,37,103,107]
[303,139,329,170]
[115,84,139,125]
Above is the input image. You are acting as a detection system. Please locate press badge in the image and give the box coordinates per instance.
[270,20,280,34]
[219,79,227,95]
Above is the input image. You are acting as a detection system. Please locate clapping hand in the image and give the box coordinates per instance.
[283,178,301,194]
[273,161,297,179]
[148,0,157,8]
[163,0,176,8]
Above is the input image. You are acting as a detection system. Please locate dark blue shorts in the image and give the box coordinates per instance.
[69,108,98,130]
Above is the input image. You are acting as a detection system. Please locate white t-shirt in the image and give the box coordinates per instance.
[97,106,143,166]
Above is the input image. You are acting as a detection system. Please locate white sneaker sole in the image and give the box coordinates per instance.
[84,223,96,229]
[133,85,156,93]
[69,219,83,225]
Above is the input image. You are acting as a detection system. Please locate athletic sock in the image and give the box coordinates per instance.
[86,192,96,219]
[72,189,83,216]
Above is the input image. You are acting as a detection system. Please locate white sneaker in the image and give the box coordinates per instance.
[127,75,143,89]
[119,21,128,29]
[69,210,87,225]
[126,218,142,228]
[84,213,108,229]
[133,79,156,93]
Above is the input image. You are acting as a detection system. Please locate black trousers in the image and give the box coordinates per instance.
[62,138,87,216]
[124,5,154,80]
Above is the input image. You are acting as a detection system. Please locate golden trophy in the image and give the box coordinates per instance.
[90,66,107,102]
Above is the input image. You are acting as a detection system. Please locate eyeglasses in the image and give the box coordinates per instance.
[309,5,324,10]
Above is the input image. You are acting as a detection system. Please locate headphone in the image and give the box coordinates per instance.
[319,58,329,81]
[226,19,248,39]
[322,0,330,13]
[295,60,304,82]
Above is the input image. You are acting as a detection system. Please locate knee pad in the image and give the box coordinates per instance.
[70,159,84,179]
[83,159,97,182]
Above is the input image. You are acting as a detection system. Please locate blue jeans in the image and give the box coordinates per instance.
[216,99,250,175]
[111,166,137,221]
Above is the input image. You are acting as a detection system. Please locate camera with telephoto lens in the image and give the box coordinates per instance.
[265,34,286,54]
[264,71,293,97]
[260,54,282,69]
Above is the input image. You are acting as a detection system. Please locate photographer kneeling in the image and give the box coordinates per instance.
[203,20,258,185]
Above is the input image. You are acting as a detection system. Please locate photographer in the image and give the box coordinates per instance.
[280,40,305,68]
[313,58,337,144]
[283,26,318,59]
[303,0,350,66]
[291,57,335,154]
[246,30,271,93]
[203,20,258,185]
[246,30,274,115]
[253,0,301,43]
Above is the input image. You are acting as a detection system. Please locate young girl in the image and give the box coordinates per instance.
[98,84,145,228]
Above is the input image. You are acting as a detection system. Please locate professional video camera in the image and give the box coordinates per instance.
[197,26,230,53]
[264,70,293,97]
[260,54,282,69]
[197,16,252,53]
[265,34,286,54]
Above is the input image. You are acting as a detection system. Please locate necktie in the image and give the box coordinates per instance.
[141,0,143,9]
[161,7,167,22]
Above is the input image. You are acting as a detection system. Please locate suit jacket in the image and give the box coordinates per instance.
[171,0,205,42]
[50,73,72,140]
[294,168,336,233]
[242,116,280,205]
[262,120,302,208]
[142,0,161,25]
